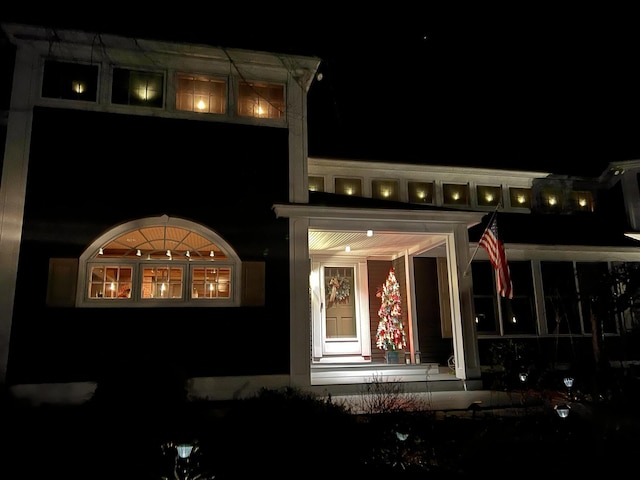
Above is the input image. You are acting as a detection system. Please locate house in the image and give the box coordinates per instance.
[1,23,639,407]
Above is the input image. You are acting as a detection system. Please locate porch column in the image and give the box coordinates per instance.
[288,217,312,390]
[450,223,482,383]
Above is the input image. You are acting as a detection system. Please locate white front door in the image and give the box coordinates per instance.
[311,258,371,362]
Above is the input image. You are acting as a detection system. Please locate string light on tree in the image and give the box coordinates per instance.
[375,267,406,352]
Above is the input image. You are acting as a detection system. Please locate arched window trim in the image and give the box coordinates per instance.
[76,215,241,307]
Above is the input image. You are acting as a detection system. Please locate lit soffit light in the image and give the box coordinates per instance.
[367,230,373,237]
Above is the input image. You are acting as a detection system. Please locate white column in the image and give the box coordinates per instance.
[0,45,37,384]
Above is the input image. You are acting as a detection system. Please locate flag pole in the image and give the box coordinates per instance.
[463,202,501,277]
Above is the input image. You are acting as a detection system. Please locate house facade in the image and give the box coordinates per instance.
[1,23,639,406]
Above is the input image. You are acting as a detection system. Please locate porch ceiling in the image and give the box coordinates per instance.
[308,230,447,257]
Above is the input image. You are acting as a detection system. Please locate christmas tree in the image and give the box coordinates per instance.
[375,267,406,351]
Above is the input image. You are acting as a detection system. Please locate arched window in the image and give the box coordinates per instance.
[76,215,242,307]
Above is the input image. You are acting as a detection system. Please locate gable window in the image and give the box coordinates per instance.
[42,60,98,102]
[77,216,243,307]
[176,74,226,114]
[112,68,164,108]
[238,80,284,119]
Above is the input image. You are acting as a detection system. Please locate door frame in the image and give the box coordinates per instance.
[311,255,372,362]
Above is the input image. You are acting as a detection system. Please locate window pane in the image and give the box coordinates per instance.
[112,68,164,108]
[176,74,226,114]
[443,183,469,206]
[372,180,399,201]
[141,265,183,298]
[476,185,502,207]
[611,262,640,332]
[238,81,284,119]
[509,187,531,208]
[335,178,362,196]
[541,261,582,334]
[192,267,231,299]
[309,176,324,192]
[502,261,536,334]
[89,265,132,299]
[42,60,98,102]
[408,181,433,204]
[472,261,499,334]
[576,262,613,334]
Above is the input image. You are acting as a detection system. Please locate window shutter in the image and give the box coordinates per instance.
[241,261,265,306]
[47,258,78,307]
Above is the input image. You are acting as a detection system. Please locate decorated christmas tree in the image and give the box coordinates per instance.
[375,267,406,351]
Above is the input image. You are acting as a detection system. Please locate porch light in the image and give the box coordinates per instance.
[98,248,103,255]
[555,403,570,418]
[136,249,141,256]
[166,249,171,258]
[210,250,215,258]
[185,250,190,258]
[367,230,373,237]
[519,372,528,383]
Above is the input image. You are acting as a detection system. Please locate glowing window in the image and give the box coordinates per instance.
[335,178,362,196]
[309,176,325,192]
[42,60,98,102]
[443,183,469,206]
[238,81,284,119]
[477,185,502,207]
[509,187,532,208]
[112,68,164,108]
[408,181,433,204]
[176,74,226,114]
[372,180,399,201]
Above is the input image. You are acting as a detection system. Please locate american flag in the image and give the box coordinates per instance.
[478,215,513,299]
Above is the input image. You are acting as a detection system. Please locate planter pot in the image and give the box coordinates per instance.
[385,350,401,364]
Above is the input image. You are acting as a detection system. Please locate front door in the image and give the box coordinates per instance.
[311,259,372,361]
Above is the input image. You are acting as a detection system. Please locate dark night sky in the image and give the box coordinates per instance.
[3,5,640,177]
